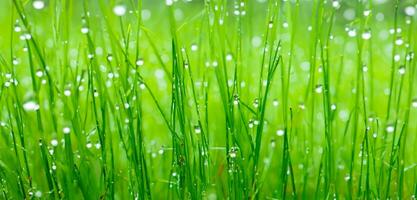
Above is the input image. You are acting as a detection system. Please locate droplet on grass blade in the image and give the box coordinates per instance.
[405,6,416,16]
[348,29,357,37]
[253,98,259,108]
[363,9,371,16]
[194,125,201,134]
[113,5,127,16]
[412,99,417,108]
[166,0,173,6]
[64,89,71,97]
[395,37,404,46]
[332,1,340,9]
[315,84,323,94]
[386,124,394,133]
[81,27,89,34]
[276,129,285,136]
[23,101,40,111]
[190,43,198,51]
[63,127,71,134]
[229,147,238,158]
[34,191,42,198]
[273,99,279,107]
[33,0,45,10]
[136,58,145,67]
[51,139,58,147]
[398,66,406,75]
[362,31,371,40]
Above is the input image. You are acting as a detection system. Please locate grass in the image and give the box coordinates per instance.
[1,0,417,199]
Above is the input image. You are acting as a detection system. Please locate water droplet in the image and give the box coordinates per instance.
[35,70,43,77]
[315,84,323,94]
[63,127,71,134]
[158,148,164,155]
[398,66,406,75]
[273,99,279,107]
[276,129,285,136]
[34,191,42,198]
[107,54,113,61]
[226,53,233,61]
[33,0,45,10]
[12,58,19,65]
[14,25,21,32]
[64,89,71,97]
[395,37,404,46]
[363,10,371,16]
[348,29,357,37]
[51,139,58,147]
[190,44,198,51]
[405,6,416,16]
[95,143,101,149]
[123,103,130,109]
[344,175,351,181]
[113,5,126,16]
[194,125,201,134]
[411,99,417,108]
[362,30,371,40]
[268,21,273,28]
[248,119,254,128]
[23,101,40,111]
[86,142,92,149]
[332,1,340,9]
[253,98,259,108]
[331,104,337,111]
[139,82,146,90]
[229,147,238,158]
[166,0,173,6]
[233,94,239,105]
[136,58,144,66]
[386,124,394,133]
[81,27,89,34]
[362,65,368,72]
[394,54,400,62]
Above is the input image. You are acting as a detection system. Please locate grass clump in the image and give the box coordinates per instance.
[0,0,417,199]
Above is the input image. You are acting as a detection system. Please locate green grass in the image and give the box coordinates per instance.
[1,0,417,199]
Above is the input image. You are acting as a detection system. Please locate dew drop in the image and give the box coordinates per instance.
[229,147,238,158]
[194,125,201,134]
[315,84,323,94]
[63,127,71,134]
[81,27,89,34]
[332,1,340,9]
[386,124,394,133]
[398,66,406,75]
[411,99,417,108]
[23,101,40,111]
[166,0,173,6]
[51,139,58,147]
[276,129,285,136]
[191,44,198,51]
[136,58,144,66]
[113,5,126,16]
[253,98,259,108]
[405,6,416,16]
[362,30,371,40]
[64,89,71,97]
[273,99,279,107]
[33,0,45,10]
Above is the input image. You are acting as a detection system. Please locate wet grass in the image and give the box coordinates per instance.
[1,0,417,199]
